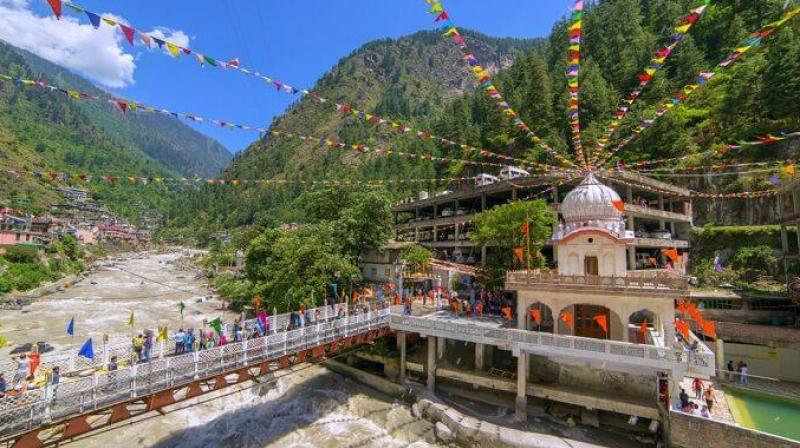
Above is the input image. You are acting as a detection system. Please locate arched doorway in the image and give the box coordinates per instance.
[558,304,622,341]
[629,309,657,344]
[526,302,554,333]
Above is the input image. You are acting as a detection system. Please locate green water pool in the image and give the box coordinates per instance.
[725,386,800,442]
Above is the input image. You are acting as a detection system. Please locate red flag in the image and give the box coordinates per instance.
[46,0,62,19]
[119,24,136,46]
[227,58,240,68]
[639,319,648,340]
[677,298,688,315]
[434,11,449,22]
[521,222,529,236]
[560,312,574,329]
[593,315,608,334]
[513,247,525,263]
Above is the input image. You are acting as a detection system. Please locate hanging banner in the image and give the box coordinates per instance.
[596,7,800,168]
[423,0,578,170]
[49,1,559,174]
[590,0,712,166]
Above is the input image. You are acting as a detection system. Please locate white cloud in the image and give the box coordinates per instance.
[0,1,191,89]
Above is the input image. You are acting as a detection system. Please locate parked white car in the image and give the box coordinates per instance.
[475,173,500,186]
[499,166,530,180]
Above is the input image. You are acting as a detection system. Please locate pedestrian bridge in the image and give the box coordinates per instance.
[0,305,715,447]
[0,306,391,448]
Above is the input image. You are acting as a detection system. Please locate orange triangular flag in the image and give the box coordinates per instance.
[521,222,529,236]
[513,247,525,263]
[529,308,542,326]
[593,315,608,334]
[560,312,574,329]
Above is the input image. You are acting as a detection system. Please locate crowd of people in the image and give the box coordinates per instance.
[398,286,516,322]
[0,296,388,407]
[678,379,716,419]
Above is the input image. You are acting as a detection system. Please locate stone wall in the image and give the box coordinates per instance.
[718,322,800,346]
[669,410,800,448]
[530,355,657,402]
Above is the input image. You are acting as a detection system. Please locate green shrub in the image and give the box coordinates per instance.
[730,245,779,282]
[2,246,38,264]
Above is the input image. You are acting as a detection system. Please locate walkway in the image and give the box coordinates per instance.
[0,307,390,447]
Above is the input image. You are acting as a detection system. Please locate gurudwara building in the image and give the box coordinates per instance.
[390,173,715,432]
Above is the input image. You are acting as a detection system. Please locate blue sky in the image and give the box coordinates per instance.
[4,0,575,153]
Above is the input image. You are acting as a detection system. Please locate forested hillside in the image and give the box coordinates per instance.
[0,39,231,221]
[166,0,800,236]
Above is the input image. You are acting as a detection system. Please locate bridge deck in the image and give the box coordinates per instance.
[0,309,390,447]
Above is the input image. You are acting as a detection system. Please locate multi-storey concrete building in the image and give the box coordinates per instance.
[391,171,693,272]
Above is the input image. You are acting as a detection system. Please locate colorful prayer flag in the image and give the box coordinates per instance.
[46,0,62,19]
[78,338,94,360]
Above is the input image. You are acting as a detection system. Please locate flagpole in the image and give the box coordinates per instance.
[525,211,531,273]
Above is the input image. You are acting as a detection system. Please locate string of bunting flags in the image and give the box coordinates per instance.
[596,6,800,168]
[0,69,576,174]
[589,0,713,166]
[1,168,511,188]
[600,174,782,199]
[566,0,586,166]
[42,0,557,173]
[617,129,800,170]
[424,0,579,170]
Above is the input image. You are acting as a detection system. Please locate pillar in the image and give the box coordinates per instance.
[663,318,675,349]
[658,194,664,211]
[481,245,487,267]
[481,194,487,211]
[475,343,486,371]
[553,186,560,204]
[512,188,518,201]
[626,186,633,203]
[398,331,407,382]
[437,336,446,360]
[515,353,528,421]
[427,336,436,392]
[715,338,725,380]
[628,247,636,271]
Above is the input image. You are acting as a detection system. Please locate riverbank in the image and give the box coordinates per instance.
[0,249,235,358]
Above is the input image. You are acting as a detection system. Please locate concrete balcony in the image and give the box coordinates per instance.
[394,213,476,231]
[389,312,715,378]
[625,204,691,223]
[506,270,689,295]
[635,237,690,249]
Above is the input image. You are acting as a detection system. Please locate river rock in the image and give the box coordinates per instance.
[435,421,455,443]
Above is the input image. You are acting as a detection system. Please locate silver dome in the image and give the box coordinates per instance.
[560,174,623,223]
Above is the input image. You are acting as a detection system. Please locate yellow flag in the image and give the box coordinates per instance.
[157,326,168,342]
[102,18,117,26]
[68,90,80,99]
[785,165,796,176]
[429,2,443,14]
[128,310,134,327]
[166,42,181,58]
[674,24,691,34]
[443,27,459,37]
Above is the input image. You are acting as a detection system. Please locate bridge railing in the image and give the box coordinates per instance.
[0,307,390,438]
[389,313,715,376]
[0,303,356,380]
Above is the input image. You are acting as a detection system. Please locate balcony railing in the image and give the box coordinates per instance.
[506,270,688,292]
